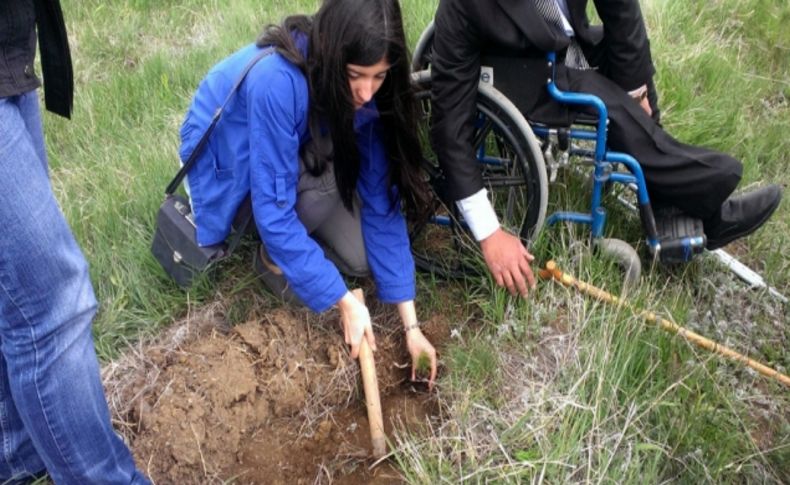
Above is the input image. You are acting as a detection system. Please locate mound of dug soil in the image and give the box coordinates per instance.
[104,303,450,484]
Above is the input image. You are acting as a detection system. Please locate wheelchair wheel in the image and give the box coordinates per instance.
[410,78,548,278]
[411,21,435,72]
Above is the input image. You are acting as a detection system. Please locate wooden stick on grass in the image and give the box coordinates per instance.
[539,260,790,388]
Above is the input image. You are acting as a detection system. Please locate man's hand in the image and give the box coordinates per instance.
[629,84,652,117]
[638,95,652,117]
[479,228,536,297]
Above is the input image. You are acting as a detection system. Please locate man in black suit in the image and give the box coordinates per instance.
[430,0,782,296]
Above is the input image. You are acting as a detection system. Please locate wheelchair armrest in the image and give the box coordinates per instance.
[545,53,607,117]
[545,52,608,159]
[571,114,599,126]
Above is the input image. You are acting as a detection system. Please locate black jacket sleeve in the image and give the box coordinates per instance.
[430,0,485,202]
[588,0,655,91]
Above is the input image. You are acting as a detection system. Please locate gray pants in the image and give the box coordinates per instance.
[294,159,369,277]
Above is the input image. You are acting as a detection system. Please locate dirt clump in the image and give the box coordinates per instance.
[104,304,451,484]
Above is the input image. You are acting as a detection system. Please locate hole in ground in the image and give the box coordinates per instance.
[104,304,451,484]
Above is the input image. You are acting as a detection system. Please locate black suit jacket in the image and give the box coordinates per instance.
[431,0,655,202]
[0,0,72,118]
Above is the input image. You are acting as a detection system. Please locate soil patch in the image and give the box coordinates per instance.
[104,303,450,484]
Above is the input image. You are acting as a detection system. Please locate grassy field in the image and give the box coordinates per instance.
[47,0,788,482]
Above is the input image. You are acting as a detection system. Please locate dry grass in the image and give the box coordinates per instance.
[101,296,363,447]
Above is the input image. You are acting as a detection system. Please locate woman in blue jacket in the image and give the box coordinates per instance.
[180,0,437,386]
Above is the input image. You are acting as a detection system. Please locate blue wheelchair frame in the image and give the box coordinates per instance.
[411,22,707,279]
[533,53,659,250]
[530,52,706,263]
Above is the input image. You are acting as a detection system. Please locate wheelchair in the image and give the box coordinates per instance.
[408,21,707,286]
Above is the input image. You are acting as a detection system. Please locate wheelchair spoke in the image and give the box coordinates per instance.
[473,117,494,152]
[481,175,528,187]
[410,65,547,278]
[476,124,532,237]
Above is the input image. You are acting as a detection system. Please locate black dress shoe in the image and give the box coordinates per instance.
[704,184,782,250]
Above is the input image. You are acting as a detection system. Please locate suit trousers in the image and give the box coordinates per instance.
[553,67,743,220]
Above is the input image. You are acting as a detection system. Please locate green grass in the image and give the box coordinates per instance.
[47,0,788,482]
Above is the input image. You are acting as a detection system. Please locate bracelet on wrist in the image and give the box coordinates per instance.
[404,321,420,333]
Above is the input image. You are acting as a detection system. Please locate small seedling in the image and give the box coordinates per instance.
[415,352,432,376]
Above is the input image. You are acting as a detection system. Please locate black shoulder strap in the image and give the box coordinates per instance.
[165,47,275,196]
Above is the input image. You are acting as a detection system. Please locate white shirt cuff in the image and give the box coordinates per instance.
[456,188,500,241]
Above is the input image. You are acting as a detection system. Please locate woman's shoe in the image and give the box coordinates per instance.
[253,244,303,305]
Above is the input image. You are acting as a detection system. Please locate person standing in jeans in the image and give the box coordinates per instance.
[0,1,150,483]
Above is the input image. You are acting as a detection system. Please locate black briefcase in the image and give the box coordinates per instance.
[150,48,272,287]
[151,194,227,287]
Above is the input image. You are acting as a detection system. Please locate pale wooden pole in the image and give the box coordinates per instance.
[347,289,387,458]
[540,261,790,388]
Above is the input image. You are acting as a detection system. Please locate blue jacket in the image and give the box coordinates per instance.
[179,42,415,312]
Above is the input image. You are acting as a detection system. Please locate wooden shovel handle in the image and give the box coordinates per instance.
[350,289,387,458]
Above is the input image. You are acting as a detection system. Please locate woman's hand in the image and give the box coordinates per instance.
[405,328,437,390]
[397,301,438,390]
[338,291,376,359]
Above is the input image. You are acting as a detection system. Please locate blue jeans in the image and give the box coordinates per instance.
[0,92,149,484]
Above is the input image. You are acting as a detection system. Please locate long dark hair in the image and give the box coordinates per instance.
[256,0,430,222]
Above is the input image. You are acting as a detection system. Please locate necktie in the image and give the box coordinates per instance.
[532,0,591,69]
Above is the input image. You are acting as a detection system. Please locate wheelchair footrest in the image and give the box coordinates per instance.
[652,208,707,264]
